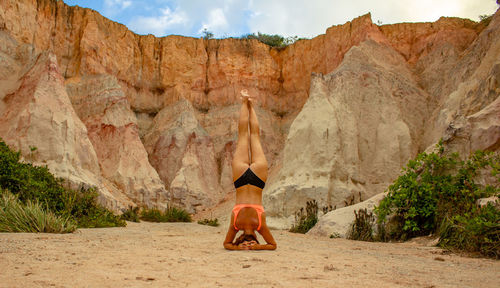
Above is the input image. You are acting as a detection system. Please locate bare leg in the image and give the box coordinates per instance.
[248,101,268,181]
[232,99,251,181]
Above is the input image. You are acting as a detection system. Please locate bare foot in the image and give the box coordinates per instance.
[240,89,255,103]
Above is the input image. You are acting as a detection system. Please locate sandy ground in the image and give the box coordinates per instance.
[0,218,499,288]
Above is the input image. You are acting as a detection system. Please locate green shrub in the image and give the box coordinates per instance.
[140,207,192,223]
[59,186,125,228]
[120,206,140,222]
[439,203,499,258]
[241,32,300,48]
[197,218,219,227]
[479,14,493,26]
[0,189,76,233]
[375,141,499,257]
[329,232,341,239]
[0,139,125,229]
[289,200,319,233]
[202,28,214,40]
[0,140,68,213]
[347,208,375,241]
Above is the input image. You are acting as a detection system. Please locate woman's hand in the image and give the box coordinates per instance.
[237,240,258,250]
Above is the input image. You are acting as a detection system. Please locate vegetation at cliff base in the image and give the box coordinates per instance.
[290,200,319,233]
[120,206,140,222]
[356,142,500,258]
[197,218,220,227]
[0,139,125,232]
[62,187,125,228]
[0,189,76,233]
[140,207,192,223]
[347,208,375,242]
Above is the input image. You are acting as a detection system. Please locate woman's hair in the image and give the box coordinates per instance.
[233,233,260,246]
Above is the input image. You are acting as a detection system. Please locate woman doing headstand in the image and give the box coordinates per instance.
[223,90,277,250]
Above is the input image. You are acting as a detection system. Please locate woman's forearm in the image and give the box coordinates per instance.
[250,244,277,250]
[224,243,240,250]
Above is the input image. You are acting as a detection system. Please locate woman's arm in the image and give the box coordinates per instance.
[223,214,241,250]
[253,214,277,250]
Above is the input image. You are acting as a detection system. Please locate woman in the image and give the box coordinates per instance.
[223,89,277,250]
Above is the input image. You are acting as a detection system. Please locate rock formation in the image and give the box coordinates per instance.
[264,39,429,218]
[66,75,169,208]
[0,42,134,210]
[303,12,500,233]
[0,0,498,218]
[308,193,386,238]
[422,11,500,156]
[142,98,223,213]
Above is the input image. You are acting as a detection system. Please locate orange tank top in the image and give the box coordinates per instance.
[232,204,265,231]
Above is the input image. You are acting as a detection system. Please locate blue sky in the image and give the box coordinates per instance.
[62,0,499,39]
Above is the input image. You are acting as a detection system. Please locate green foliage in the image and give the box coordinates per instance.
[241,32,300,48]
[140,207,192,223]
[197,218,219,227]
[479,14,493,26]
[0,139,125,230]
[329,232,341,239]
[439,203,499,258]
[0,140,68,213]
[289,200,319,233]
[202,28,214,40]
[120,206,140,222]
[375,141,499,257]
[0,189,76,233]
[347,208,375,241]
[60,187,125,228]
[479,14,491,21]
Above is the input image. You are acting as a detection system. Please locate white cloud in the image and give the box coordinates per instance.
[246,0,499,38]
[104,0,132,10]
[90,0,498,38]
[372,0,498,24]
[103,0,132,17]
[199,8,229,33]
[128,7,187,36]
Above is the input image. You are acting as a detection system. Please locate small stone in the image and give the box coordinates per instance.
[323,264,338,272]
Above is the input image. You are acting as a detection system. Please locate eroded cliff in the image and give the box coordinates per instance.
[0,0,498,216]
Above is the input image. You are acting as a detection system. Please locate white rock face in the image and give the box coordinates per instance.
[0,51,133,210]
[305,12,500,236]
[308,193,386,238]
[144,99,224,213]
[66,75,169,209]
[264,40,428,217]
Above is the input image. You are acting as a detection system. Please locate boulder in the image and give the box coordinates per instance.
[308,193,386,238]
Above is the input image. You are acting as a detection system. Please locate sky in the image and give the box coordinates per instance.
[62,0,499,39]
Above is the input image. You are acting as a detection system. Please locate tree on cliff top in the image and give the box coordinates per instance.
[241,32,300,48]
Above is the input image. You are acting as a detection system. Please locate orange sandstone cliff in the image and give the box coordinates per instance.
[0,0,498,219]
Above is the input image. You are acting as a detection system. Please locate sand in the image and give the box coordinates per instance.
[0,219,498,288]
